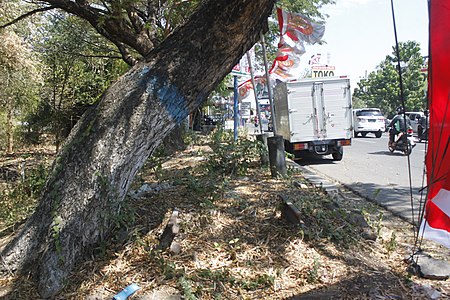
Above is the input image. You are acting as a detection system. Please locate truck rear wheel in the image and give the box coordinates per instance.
[332,147,343,161]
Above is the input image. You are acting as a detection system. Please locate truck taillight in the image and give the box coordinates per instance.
[337,139,351,146]
[293,143,309,150]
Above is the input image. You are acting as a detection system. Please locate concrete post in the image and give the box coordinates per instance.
[267,135,287,178]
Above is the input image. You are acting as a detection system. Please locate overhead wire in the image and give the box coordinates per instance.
[389,0,426,262]
[389,0,416,226]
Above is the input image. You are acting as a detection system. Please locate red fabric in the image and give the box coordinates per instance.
[426,0,450,234]
[277,8,284,34]
[426,201,450,230]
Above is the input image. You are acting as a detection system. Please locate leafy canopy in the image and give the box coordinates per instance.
[24,12,128,145]
[353,41,427,117]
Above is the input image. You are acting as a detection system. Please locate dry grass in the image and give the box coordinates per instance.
[1,138,450,299]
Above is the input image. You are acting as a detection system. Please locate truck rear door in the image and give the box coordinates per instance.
[287,81,317,142]
[320,79,352,140]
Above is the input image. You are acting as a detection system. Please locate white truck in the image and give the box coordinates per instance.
[273,77,353,161]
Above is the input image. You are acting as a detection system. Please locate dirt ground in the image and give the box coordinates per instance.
[1,141,450,299]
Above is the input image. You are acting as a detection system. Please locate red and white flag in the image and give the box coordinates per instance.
[419,0,450,248]
[270,37,305,82]
[270,8,325,82]
[277,8,325,45]
[238,76,266,101]
[238,79,255,101]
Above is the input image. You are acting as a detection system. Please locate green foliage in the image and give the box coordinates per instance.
[156,0,201,40]
[178,276,198,300]
[293,189,359,247]
[111,198,137,233]
[307,256,321,283]
[240,274,275,290]
[277,0,335,19]
[385,231,397,255]
[189,267,274,294]
[183,129,201,146]
[25,13,127,146]
[362,210,384,240]
[152,251,184,279]
[0,163,49,229]
[0,29,41,152]
[207,129,265,176]
[183,172,228,208]
[0,3,41,152]
[353,41,427,117]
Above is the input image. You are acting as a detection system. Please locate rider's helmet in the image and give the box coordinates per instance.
[395,106,405,115]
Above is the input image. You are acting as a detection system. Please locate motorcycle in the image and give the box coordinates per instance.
[388,127,416,155]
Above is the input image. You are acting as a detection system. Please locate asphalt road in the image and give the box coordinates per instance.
[296,132,428,225]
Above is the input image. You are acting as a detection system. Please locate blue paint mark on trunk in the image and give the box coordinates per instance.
[140,66,150,77]
[142,72,192,124]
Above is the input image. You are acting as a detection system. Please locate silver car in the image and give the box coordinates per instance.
[353,108,386,138]
[405,111,425,134]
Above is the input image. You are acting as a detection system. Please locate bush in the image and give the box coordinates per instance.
[206,129,265,176]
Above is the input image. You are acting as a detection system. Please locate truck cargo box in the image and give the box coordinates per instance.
[273,77,353,160]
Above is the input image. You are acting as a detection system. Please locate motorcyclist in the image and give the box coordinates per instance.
[389,107,411,147]
[417,109,429,139]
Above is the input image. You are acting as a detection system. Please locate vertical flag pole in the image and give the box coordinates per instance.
[260,33,278,136]
[233,75,239,141]
[246,51,264,133]
[260,32,286,177]
[246,51,269,166]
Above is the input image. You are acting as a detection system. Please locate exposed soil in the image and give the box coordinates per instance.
[1,140,450,299]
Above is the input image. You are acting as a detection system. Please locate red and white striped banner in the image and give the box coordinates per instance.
[420,0,450,249]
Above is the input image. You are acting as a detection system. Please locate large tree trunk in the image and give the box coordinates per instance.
[0,0,275,297]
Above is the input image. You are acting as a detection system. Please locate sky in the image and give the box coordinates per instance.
[300,0,429,88]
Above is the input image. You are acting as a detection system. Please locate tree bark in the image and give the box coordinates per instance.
[0,0,275,297]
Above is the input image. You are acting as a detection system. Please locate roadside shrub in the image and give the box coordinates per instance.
[293,189,360,247]
[206,129,264,176]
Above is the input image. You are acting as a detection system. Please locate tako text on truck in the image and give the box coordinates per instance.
[273,76,353,161]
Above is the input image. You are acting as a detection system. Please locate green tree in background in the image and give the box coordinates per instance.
[0,27,41,153]
[353,41,427,117]
[26,13,127,149]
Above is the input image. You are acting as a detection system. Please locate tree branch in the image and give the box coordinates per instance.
[0,6,56,29]
[114,42,139,66]
[42,0,155,56]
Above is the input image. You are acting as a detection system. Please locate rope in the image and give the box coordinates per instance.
[390,0,423,261]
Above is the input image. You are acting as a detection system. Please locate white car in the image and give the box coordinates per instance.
[405,111,425,134]
[353,108,386,138]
